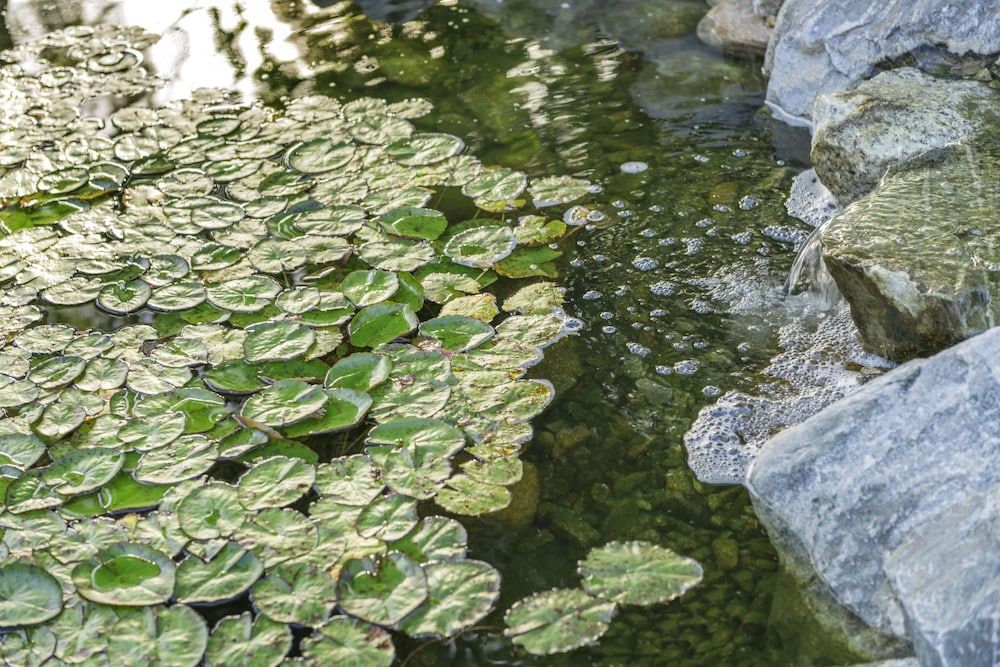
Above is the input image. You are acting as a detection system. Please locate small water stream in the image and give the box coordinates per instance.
[1,1,886,664]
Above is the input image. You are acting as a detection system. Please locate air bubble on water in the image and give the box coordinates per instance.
[672,342,688,351]
[693,154,709,163]
[655,365,672,375]
[563,317,584,332]
[570,258,583,267]
[732,231,753,245]
[650,204,663,213]
[693,341,708,350]
[650,281,676,297]
[602,325,617,334]
[632,256,658,271]
[683,238,703,255]
[695,218,713,228]
[614,286,628,297]
[713,204,731,212]
[599,311,613,320]
[659,238,676,247]
[739,195,760,210]
[587,210,606,222]
[626,342,650,357]
[577,240,587,246]
[588,184,603,194]
[702,385,722,397]
[593,254,607,262]
[612,200,627,209]
[640,228,655,237]
[737,341,752,353]
[650,308,666,318]
[762,225,808,247]
[631,322,643,330]
[733,148,747,157]
[582,290,602,300]
[673,360,698,375]
[620,161,648,174]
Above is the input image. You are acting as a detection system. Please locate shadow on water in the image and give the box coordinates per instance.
[1,0,872,664]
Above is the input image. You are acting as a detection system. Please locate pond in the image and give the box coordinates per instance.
[0,1,875,665]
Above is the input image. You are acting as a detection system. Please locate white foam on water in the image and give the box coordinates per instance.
[683,300,894,485]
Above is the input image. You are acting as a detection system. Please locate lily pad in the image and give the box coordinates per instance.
[336,552,427,627]
[313,455,384,506]
[97,280,152,314]
[387,133,464,166]
[176,482,246,540]
[250,562,337,626]
[324,352,391,392]
[43,448,125,496]
[434,474,511,515]
[286,138,356,174]
[348,303,418,348]
[237,456,316,510]
[341,269,400,307]
[444,226,517,268]
[378,207,448,240]
[0,433,46,469]
[240,380,328,427]
[206,612,291,667]
[392,516,468,563]
[106,604,209,667]
[235,507,320,567]
[578,541,704,606]
[366,418,466,458]
[419,315,495,352]
[504,588,617,655]
[205,276,282,313]
[243,320,316,363]
[175,542,264,604]
[299,616,394,667]
[398,559,501,638]
[72,542,176,606]
[204,359,267,395]
[0,562,63,625]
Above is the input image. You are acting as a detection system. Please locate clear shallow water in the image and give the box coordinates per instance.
[1,1,875,664]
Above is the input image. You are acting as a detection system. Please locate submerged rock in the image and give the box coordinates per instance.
[811,68,999,203]
[697,0,772,55]
[764,0,1000,121]
[746,326,1000,665]
[820,142,1000,361]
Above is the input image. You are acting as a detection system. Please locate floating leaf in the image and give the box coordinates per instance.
[504,588,617,655]
[438,293,498,321]
[72,542,176,606]
[286,138,356,174]
[273,388,370,437]
[147,281,207,311]
[237,456,316,510]
[314,455,384,506]
[97,280,152,314]
[444,226,517,268]
[0,562,63,625]
[336,552,427,627]
[299,616,394,667]
[494,246,562,279]
[435,474,511,515]
[28,355,87,389]
[235,507,319,567]
[243,320,316,363]
[348,303,418,348]
[106,604,209,667]
[578,541,703,606]
[176,482,246,540]
[528,175,591,206]
[250,562,337,626]
[367,442,451,500]
[387,133,464,166]
[240,380,328,427]
[399,560,501,638]
[392,516,468,563]
[204,359,267,395]
[205,276,282,313]
[462,168,527,202]
[366,418,466,458]
[0,434,46,469]
[205,612,291,667]
[341,269,400,307]
[356,493,418,541]
[378,207,448,240]
[175,543,263,604]
[43,448,125,496]
[419,315,495,352]
[324,353,391,392]
[134,434,218,484]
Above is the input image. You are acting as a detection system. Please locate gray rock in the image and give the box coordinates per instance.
[886,485,1000,667]
[697,0,772,55]
[764,0,1000,121]
[821,142,1000,361]
[752,0,784,18]
[811,68,998,203]
[746,326,1000,661]
[852,660,921,667]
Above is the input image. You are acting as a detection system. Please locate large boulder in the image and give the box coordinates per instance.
[764,0,1000,121]
[811,68,999,203]
[820,142,1000,362]
[746,325,1000,665]
[697,0,772,55]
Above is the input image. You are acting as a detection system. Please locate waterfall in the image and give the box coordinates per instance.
[783,169,843,309]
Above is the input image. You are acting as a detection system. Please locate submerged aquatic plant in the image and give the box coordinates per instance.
[0,25,701,663]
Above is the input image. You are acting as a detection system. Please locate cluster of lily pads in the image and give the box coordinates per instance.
[0,24,702,664]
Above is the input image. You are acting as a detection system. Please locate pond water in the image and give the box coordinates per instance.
[0,1,880,665]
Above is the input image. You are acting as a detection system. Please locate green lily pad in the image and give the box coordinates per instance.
[341,269,400,307]
[366,418,466,458]
[43,448,125,496]
[205,612,291,667]
[192,244,243,271]
[14,324,76,354]
[512,215,567,245]
[250,561,337,626]
[240,380,328,427]
[313,455,384,506]
[205,276,282,313]
[578,541,704,606]
[176,482,246,540]
[204,359,267,395]
[336,552,427,627]
[147,281,207,311]
[0,562,63,625]
[286,138,356,174]
[434,474,511,516]
[356,493,418,541]
[324,352,391,392]
[528,175,591,206]
[126,358,192,395]
[398,559,501,638]
[378,207,448,240]
[438,293,499,321]
[243,320,316,363]
[0,433,46,469]
[348,303,418,348]
[72,542,176,606]
[175,542,264,604]
[275,286,320,314]
[494,245,562,279]
[293,205,367,236]
[299,616,394,667]
[134,434,218,484]
[106,604,209,667]
[248,239,308,273]
[75,357,129,391]
[45,600,119,663]
[97,279,152,314]
[392,515,468,563]
[367,442,451,500]
[387,133,464,166]
[443,226,517,268]
[28,355,87,389]
[504,588,617,655]
[5,469,65,513]
[462,168,527,202]
[358,237,435,272]
[235,507,319,567]
[237,456,316,510]
[419,315,495,352]
[59,473,170,518]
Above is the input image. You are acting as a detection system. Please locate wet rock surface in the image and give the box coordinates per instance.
[764,0,1000,120]
[697,0,772,55]
[821,142,1000,361]
[746,326,1000,665]
[811,68,999,203]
